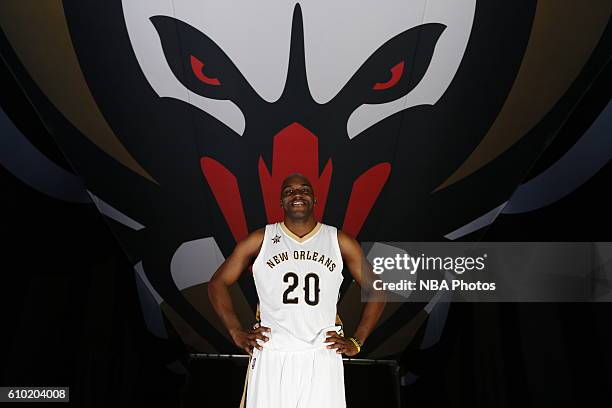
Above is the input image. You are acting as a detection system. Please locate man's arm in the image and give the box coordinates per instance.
[207,229,270,354]
[338,230,386,345]
[325,230,387,356]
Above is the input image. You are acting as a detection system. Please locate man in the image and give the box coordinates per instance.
[208,173,386,408]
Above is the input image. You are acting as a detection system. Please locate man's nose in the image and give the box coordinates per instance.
[293,191,309,200]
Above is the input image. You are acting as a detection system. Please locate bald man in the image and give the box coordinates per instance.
[208,173,385,408]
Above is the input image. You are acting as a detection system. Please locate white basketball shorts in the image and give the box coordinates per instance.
[243,325,346,408]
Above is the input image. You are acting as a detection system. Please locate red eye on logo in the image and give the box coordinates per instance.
[190,55,221,86]
[372,61,405,90]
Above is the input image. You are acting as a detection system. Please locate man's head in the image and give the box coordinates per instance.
[280,173,316,221]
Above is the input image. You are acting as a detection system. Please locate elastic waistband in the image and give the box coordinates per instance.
[255,324,342,353]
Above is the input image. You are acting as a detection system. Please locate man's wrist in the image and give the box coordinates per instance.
[228,326,243,339]
[352,333,366,346]
[348,336,362,353]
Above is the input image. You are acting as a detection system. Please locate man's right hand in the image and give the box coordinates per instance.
[230,326,271,355]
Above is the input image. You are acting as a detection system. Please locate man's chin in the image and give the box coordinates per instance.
[285,208,311,220]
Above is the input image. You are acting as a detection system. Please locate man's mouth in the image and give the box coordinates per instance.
[290,200,306,207]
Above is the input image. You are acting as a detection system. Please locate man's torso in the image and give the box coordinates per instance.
[252,222,344,350]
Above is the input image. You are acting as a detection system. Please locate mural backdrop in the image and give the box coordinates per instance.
[1,0,611,365]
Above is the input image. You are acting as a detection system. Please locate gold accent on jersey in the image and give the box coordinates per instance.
[279,221,322,243]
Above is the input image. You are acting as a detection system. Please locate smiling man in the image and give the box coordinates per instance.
[208,173,386,408]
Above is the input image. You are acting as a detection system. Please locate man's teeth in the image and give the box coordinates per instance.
[291,201,305,206]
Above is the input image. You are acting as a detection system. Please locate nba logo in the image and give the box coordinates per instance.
[251,357,257,370]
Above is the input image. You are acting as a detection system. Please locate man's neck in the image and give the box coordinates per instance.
[283,217,318,238]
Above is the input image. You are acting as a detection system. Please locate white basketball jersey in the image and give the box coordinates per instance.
[252,222,344,348]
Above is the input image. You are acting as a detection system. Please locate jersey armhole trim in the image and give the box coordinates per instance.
[332,226,345,279]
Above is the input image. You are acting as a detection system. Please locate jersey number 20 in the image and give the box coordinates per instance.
[283,272,320,306]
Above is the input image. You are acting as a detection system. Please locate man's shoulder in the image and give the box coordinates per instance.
[318,223,350,239]
[251,227,268,239]
[237,227,266,248]
[319,222,339,230]
[335,229,360,252]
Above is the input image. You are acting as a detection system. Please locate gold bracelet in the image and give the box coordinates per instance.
[348,337,362,354]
